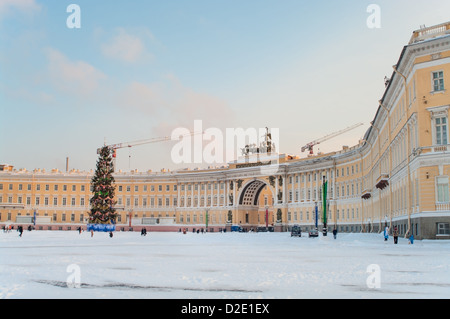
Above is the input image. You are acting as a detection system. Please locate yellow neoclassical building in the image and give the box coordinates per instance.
[1,22,450,239]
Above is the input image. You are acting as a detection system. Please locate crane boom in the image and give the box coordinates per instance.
[98,131,203,171]
[301,123,364,155]
[98,131,203,153]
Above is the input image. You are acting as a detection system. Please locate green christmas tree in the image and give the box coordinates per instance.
[88,146,117,224]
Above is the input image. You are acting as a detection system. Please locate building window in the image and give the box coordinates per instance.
[435,117,448,145]
[436,176,449,203]
[437,223,450,235]
[433,71,444,92]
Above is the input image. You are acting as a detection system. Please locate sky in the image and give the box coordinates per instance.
[1,0,450,172]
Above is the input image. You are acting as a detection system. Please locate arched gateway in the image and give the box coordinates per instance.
[234,179,276,231]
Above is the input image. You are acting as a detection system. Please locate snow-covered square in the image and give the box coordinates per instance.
[1,230,450,299]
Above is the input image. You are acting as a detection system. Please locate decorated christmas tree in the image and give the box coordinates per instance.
[88,146,117,229]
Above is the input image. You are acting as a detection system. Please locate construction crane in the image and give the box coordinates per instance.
[301,123,364,156]
[98,131,203,171]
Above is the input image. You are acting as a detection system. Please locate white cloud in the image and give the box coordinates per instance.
[44,48,107,97]
[0,0,40,15]
[101,28,152,63]
[115,74,236,134]
[118,81,165,113]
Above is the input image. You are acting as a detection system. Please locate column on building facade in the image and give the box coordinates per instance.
[291,174,296,203]
[177,183,181,208]
[194,183,198,208]
[204,182,207,208]
[233,180,236,207]
[184,183,187,208]
[226,180,230,207]
[190,183,194,208]
[275,176,279,204]
[213,182,216,207]
[220,182,223,207]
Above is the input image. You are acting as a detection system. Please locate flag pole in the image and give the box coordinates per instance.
[314,202,318,229]
[322,175,328,236]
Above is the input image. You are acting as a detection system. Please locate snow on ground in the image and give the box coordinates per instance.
[1,230,450,299]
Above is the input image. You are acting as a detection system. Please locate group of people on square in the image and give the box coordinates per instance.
[384,225,414,244]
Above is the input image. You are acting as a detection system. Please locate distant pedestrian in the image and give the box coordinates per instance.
[78,226,82,234]
[18,225,23,237]
[332,228,337,239]
[109,231,113,238]
[393,226,399,244]
[408,233,414,244]
[384,226,389,241]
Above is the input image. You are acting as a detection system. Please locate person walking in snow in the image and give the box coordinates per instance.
[408,233,414,244]
[18,225,23,237]
[393,226,399,244]
[332,228,337,239]
[384,226,389,241]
